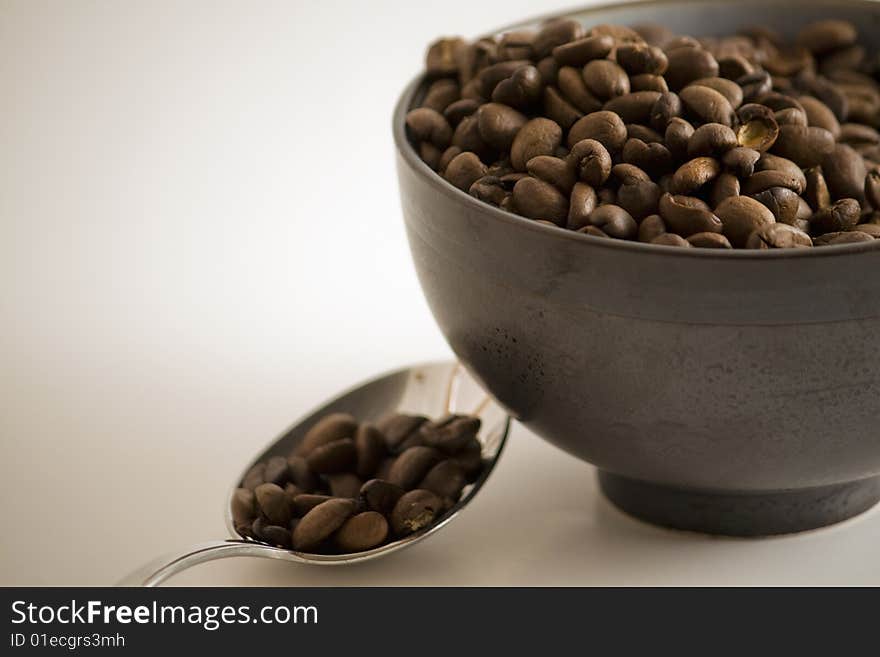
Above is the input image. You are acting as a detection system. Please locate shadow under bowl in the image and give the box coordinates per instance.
[393,0,880,536]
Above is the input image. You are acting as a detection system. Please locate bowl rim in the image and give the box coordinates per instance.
[392,0,880,260]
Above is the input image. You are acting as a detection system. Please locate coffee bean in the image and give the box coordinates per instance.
[231,488,256,532]
[445,152,488,191]
[451,114,491,158]
[477,60,532,98]
[438,146,462,173]
[671,157,721,194]
[543,86,584,130]
[422,79,460,113]
[709,173,741,208]
[477,103,528,151]
[569,139,612,187]
[617,43,669,76]
[840,123,880,146]
[627,123,664,144]
[684,123,737,159]
[405,108,453,150]
[306,438,357,474]
[241,463,266,490]
[326,473,363,499]
[811,198,861,234]
[292,498,358,551]
[388,445,443,490]
[287,455,320,493]
[376,413,428,454]
[722,147,760,177]
[552,35,614,67]
[263,455,289,486]
[687,232,732,248]
[360,479,405,516]
[425,37,465,77]
[527,156,576,194]
[444,99,480,126]
[798,95,841,138]
[604,91,663,124]
[649,91,682,132]
[512,176,569,224]
[689,77,743,109]
[418,459,468,501]
[622,138,673,177]
[535,18,584,59]
[815,230,876,246]
[630,74,669,93]
[746,223,813,249]
[255,483,292,526]
[557,67,602,115]
[582,60,630,101]
[821,144,867,202]
[284,483,303,504]
[567,182,598,230]
[510,118,562,170]
[742,169,806,196]
[736,103,779,151]
[588,205,638,239]
[419,143,442,170]
[803,167,832,211]
[659,193,722,236]
[865,170,880,208]
[492,66,543,109]
[536,57,560,86]
[260,525,292,548]
[651,233,692,247]
[618,179,662,220]
[853,224,880,238]
[665,46,719,90]
[568,111,627,152]
[716,195,776,247]
[292,494,334,517]
[718,55,754,80]
[738,70,772,102]
[774,107,808,127]
[678,84,735,126]
[754,186,802,224]
[796,20,857,55]
[334,512,389,552]
[390,489,446,537]
[661,117,694,160]
[419,415,481,453]
[638,214,667,242]
[771,124,835,168]
[296,412,357,456]
[453,438,484,481]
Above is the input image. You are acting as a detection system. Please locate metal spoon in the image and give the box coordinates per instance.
[119,361,509,586]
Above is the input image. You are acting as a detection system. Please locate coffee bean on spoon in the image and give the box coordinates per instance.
[254,483,293,526]
[360,479,405,515]
[391,489,447,537]
[263,455,289,486]
[295,413,357,456]
[287,455,320,492]
[334,512,389,552]
[388,446,443,490]
[306,438,357,474]
[292,498,358,551]
[354,424,386,479]
[420,460,468,500]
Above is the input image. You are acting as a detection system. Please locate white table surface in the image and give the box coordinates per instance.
[2,0,879,586]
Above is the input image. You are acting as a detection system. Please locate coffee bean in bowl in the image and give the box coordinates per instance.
[233,412,487,554]
[404,16,880,249]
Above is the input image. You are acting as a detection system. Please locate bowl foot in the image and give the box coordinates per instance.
[598,471,880,536]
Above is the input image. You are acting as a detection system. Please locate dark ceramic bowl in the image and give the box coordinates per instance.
[394,0,880,535]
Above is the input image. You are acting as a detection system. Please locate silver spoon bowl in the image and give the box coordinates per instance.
[119,361,510,586]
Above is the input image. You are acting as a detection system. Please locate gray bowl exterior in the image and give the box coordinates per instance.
[395,0,880,534]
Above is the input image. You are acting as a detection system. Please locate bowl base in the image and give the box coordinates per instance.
[598,471,880,536]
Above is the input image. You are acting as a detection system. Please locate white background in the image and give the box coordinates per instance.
[2,0,879,585]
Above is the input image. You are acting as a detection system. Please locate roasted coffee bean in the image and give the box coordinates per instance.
[241,463,266,490]
[821,144,867,202]
[231,488,256,531]
[492,66,543,109]
[811,198,861,234]
[453,438,484,481]
[284,483,303,503]
[263,455,289,486]
[405,108,453,149]
[680,84,735,125]
[754,186,802,224]
[444,99,480,126]
[512,176,569,224]
[755,153,808,191]
[510,118,562,170]
[618,179,662,220]
[287,455,319,492]
[567,182,598,230]
[633,22,674,47]
[722,147,760,177]
[840,123,880,146]
[630,74,669,93]
[604,91,663,124]
[687,232,732,248]
[377,414,429,454]
[444,152,489,192]
[536,56,560,86]
[718,55,754,81]
[552,34,614,67]
[334,511,389,552]
[663,117,694,160]
[746,223,813,249]
[293,493,334,517]
[774,107,808,127]
[422,79,460,113]
[665,46,719,90]
[815,230,876,245]
[557,67,602,114]
[568,111,627,151]
[865,170,880,208]
[535,18,584,59]
[292,498,358,551]
[296,413,357,456]
[477,103,528,151]
[736,104,779,151]
[254,483,292,526]
[469,176,508,206]
[671,157,721,194]
[496,31,536,62]
[616,43,669,76]
[360,479,405,516]
[627,123,664,143]
[797,20,857,55]
[420,415,481,453]
[388,446,443,490]
[390,489,446,537]
[622,138,673,177]
[716,195,776,247]
[425,37,465,77]
[803,167,832,211]
[638,214,667,242]
[327,472,363,499]
[438,146,462,173]
[689,77,743,109]
[451,114,491,158]
[420,460,468,500]
[659,193,722,236]
[686,123,737,158]
[738,70,773,102]
[477,60,532,98]
[771,124,835,168]
[543,86,584,130]
[527,156,576,193]
[306,438,357,474]
[709,173,741,208]
[742,169,805,196]
[569,139,612,187]
[651,233,692,247]
[853,224,880,238]
[798,95,841,138]
[582,60,630,101]
[649,91,682,132]
[260,524,292,548]
[588,205,638,239]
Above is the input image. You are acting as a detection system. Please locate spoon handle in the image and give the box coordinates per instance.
[117,540,287,587]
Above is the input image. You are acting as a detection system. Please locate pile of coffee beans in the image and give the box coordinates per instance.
[232,412,485,553]
[406,18,880,248]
